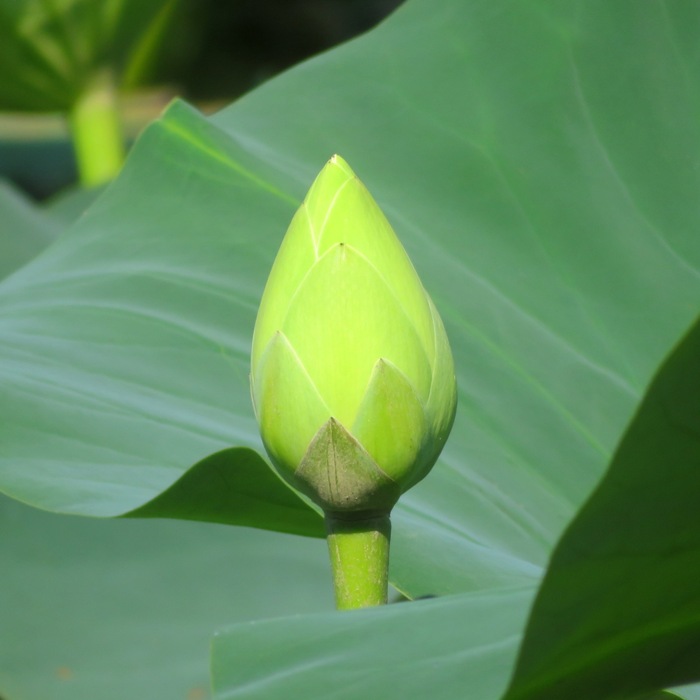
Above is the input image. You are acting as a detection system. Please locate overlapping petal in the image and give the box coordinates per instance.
[251,204,317,375]
[281,241,433,426]
[423,297,458,470]
[253,331,330,472]
[307,156,436,366]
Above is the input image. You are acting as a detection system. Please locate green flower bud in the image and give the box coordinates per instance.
[251,155,456,518]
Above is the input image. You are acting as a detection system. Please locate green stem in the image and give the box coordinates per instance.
[325,513,391,610]
[69,70,125,187]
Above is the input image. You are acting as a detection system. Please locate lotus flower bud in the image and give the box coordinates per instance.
[251,155,456,518]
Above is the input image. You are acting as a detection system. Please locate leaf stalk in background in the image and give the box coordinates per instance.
[70,70,125,187]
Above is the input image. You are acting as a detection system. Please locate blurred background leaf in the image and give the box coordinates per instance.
[0,0,402,196]
[0,0,173,111]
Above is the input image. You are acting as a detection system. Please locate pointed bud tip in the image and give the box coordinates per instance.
[328,154,355,177]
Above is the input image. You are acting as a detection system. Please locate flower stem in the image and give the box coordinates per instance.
[69,70,125,187]
[325,513,391,610]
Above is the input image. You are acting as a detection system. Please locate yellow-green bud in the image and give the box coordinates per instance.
[251,155,457,518]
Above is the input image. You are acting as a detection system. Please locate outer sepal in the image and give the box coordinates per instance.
[294,418,401,516]
[352,359,430,485]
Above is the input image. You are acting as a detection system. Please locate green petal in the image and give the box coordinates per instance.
[303,155,355,253]
[312,156,435,366]
[251,203,317,375]
[423,295,458,470]
[281,243,433,427]
[294,418,400,514]
[352,358,430,485]
[253,331,331,475]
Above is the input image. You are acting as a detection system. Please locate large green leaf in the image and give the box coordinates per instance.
[0,0,173,110]
[210,587,692,700]
[0,106,315,528]
[502,316,700,700]
[42,183,104,225]
[212,585,536,700]
[126,447,323,538]
[0,493,333,700]
[0,176,323,699]
[0,179,56,279]
[0,170,321,538]
[0,179,99,283]
[676,688,700,700]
